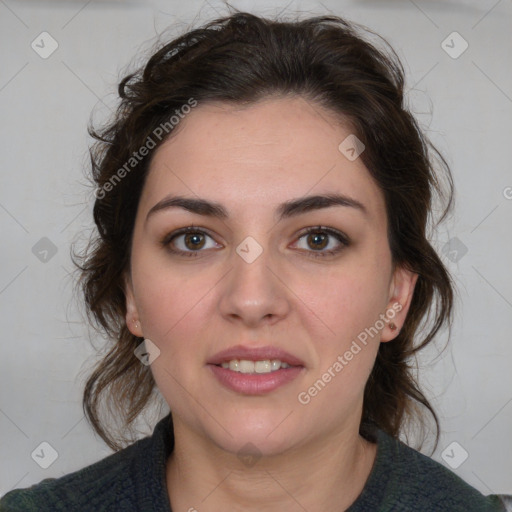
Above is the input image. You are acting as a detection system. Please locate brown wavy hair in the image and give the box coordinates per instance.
[74,10,454,452]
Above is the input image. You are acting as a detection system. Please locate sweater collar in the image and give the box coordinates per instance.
[136,413,394,511]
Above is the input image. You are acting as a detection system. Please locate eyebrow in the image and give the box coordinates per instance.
[145,193,367,224]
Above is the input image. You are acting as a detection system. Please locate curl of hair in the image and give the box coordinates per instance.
[73,10,454,452]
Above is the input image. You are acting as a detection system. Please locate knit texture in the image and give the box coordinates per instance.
[0,413,506,511]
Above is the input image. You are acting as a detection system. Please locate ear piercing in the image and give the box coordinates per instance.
[389,322,397,331]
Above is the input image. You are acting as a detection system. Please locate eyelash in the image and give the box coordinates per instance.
[160,225,350,259]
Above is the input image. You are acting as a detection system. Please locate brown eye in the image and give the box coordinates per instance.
[161,227,220,257]
[183,232,206,250]
[294,227,350,258]
[306,231,329,251]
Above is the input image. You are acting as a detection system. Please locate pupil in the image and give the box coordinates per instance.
[186,233,204,249]
[310,232,327,250]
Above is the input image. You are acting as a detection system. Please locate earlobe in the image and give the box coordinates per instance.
[124,272,143,338]
[381,265,418,342]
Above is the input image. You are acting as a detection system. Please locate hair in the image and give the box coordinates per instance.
[74,9,454,452]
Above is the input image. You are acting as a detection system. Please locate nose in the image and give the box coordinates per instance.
[218,240,291,328]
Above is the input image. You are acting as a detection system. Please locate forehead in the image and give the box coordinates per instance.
[141,96,386,224]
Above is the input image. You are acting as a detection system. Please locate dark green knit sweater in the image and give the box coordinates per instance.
[0,413,507,511]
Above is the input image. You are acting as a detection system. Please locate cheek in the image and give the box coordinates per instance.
[293,257,391,343]
[133,267,214,410]
[135,271,210,349]
[292,269,387,415]
[129,245,208,349]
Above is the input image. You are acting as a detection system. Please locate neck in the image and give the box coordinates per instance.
[166,419,377,512]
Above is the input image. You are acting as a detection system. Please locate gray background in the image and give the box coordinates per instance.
[1,0,511,498]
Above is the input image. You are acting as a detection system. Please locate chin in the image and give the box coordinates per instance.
[203,408,303,457]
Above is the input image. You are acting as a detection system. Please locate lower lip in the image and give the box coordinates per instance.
[208,364,304,395]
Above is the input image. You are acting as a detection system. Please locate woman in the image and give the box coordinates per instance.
[0,10,507,512]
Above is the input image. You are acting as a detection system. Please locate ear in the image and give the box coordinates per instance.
[380,264,418,342]
[124,271,144,338]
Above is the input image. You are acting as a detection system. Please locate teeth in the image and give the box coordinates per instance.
[219,359,291,374]
[271,360,281,371]
[255,360,270,373]
[239,360,255,373]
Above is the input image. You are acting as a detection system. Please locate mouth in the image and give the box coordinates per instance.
[208,344,305,367]
[207,345,305,395]
[218,359,293,374]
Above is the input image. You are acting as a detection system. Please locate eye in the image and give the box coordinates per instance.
[161,225,350,259]
[293,226,350,258]
[161,226,220,257]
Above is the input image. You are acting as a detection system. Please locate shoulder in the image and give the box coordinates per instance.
[358,428,506,511]
[0,414,174,512]
[0,437,148,512]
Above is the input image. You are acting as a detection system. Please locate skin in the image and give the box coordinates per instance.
[124,96,418,511]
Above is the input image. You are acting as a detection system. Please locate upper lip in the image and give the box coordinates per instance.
[207,345,305,367]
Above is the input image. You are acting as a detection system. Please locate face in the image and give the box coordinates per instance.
[125,96,417,456]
